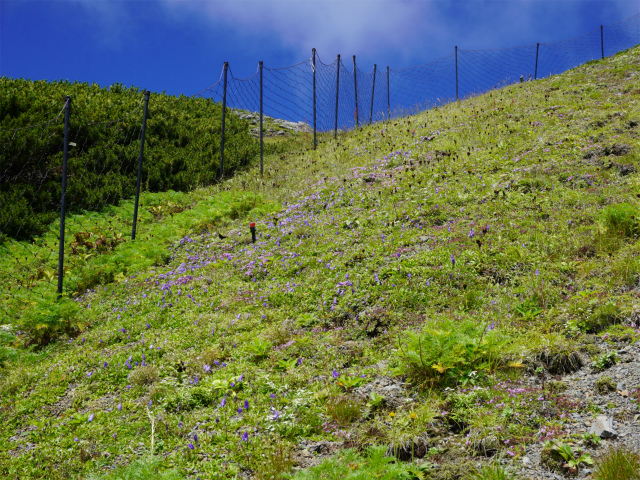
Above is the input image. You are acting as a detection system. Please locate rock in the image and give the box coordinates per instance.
[308,442,327,454]
[278,120,312,133]
[522,456,531,465]
[590,415,617,438]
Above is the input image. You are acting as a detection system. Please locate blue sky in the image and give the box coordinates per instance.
[1,0,638,97]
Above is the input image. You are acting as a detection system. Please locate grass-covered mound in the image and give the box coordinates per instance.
[0,78,259,240]
[0,46,639,479]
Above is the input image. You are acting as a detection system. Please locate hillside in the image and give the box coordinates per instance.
[1,46,640,480]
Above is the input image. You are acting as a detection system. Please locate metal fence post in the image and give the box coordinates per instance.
[601,25,604,59]
[370,64,377,124]
[57,96,71,298]
[220,62,228,180]
[312,48,317,150]
[455,46,459,101]
[387,66,390,121]
[131,90,150,241]
[534,43,540,80]
[335,54,340,140]
[353,55,359,128]
[259,61,264,175]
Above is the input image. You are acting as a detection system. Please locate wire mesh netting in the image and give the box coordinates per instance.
[389,54,457,119]
[1,105,67,317]
[1,13,638,313]
[0,93,146,318]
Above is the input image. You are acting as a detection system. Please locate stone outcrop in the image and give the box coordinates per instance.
[232,111,312,138]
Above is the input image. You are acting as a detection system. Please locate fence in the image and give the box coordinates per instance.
[197,13,640,153]
[0,13,638,319]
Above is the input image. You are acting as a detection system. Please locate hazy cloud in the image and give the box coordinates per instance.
[161,0,440,59]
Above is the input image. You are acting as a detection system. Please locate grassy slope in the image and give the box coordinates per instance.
[1,46,640,479]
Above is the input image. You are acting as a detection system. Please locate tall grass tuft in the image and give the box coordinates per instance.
[471,464,520,480]
[602,203,640,238]
[592,444,640,480]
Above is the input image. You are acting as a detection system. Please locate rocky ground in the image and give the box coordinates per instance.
[515,333,640,479]
[288,332,640,479]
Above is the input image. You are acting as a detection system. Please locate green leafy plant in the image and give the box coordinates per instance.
[515,300,543,320]
[592,352,619,371]
[336,374,366,390]
[245,338,272,361]
[582,431,602,447]
[366,392,386,409]
[544,440,594,474]
[397,317,506,388]
[274,357,299,372]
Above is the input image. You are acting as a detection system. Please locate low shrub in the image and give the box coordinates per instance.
[15,296,82,347]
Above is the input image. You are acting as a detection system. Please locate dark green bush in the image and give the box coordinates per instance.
[0,77,259,240]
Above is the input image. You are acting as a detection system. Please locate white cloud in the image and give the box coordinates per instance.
[161,0,441,59]
[71,0,136,49]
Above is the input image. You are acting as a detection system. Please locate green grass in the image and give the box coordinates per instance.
[0,45,639,479]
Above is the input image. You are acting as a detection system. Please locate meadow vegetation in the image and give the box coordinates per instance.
[1,45,640,479]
